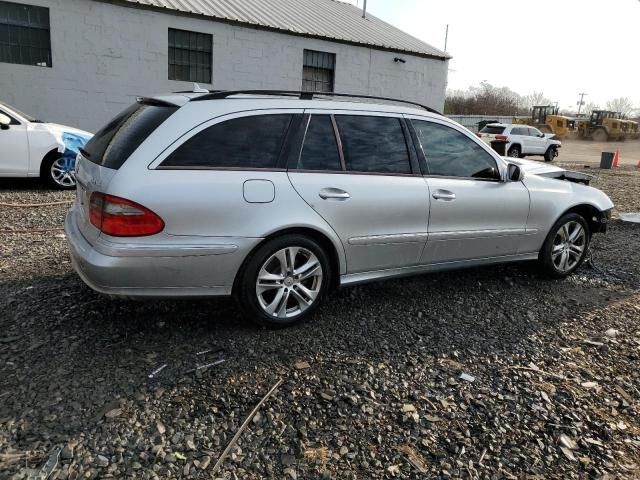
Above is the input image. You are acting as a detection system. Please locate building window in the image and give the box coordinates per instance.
[0,0,51,67]
[168,28,212,84]
[302,49,335,93]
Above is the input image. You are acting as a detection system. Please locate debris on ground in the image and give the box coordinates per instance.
[1,169,640,478]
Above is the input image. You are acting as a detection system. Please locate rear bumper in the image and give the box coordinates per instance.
[64,209,259,298]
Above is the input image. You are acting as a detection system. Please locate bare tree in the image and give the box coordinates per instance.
[605,97,636,116]
[522,91,552,110]
[444,81,526,115]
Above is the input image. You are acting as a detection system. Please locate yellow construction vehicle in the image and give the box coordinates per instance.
[621,119,639,140]
[512,105,574,139]
[575,110,626,141]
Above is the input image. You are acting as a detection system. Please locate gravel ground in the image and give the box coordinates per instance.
[1,168,640,480]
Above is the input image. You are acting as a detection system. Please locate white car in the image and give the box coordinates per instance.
[0,101,92,189]
[478,123,561,162]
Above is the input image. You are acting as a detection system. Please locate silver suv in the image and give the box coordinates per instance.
[66,90,613,327]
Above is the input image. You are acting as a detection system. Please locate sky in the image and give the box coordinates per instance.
[346,0,640,111]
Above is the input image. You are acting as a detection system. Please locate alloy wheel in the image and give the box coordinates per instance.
[51,156,76,188]
[255,246,323,319]
[551,221,586,272]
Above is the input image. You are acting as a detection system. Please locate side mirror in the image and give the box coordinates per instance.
[507,163,524,182]
[538,133,545,138]
[0,113,10,130]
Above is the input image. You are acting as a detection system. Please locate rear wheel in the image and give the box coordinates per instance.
[539,213,590,278]
[544,146,556,162]
[42,153,76,190]
[507,145,521,158]
[236,234,331,327]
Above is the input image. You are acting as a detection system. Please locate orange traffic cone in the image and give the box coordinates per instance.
[613,149,620,168]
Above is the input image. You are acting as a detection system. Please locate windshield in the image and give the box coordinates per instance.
[479,125,505,134]
[0,100,38,122]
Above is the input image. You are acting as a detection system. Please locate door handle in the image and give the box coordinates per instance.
[432,190,456,201]
[319,188,350,200]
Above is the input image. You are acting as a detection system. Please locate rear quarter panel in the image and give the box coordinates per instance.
[102,104,348,274]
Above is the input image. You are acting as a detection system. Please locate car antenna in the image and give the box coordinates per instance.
[192,83,209,93]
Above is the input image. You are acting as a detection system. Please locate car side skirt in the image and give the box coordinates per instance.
[340,252,539,287]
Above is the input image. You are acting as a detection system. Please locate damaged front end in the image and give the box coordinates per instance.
[535,169,593,185]
[505,157,593,185]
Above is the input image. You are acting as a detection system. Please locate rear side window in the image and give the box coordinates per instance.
[82,102,177,169]
[335,115,410,174]
[511,127,526,136]
[161,114,292,169]
[479,125,505,134]
[298,115,342,171]
[412,120,499,179]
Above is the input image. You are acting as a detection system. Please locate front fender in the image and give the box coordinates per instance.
[519,174,614,252]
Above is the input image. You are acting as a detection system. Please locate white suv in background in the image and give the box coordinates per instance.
[478,123,561,162]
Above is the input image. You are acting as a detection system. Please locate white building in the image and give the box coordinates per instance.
[0,0,450,132]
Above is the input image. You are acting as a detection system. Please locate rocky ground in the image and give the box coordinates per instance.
[1,166,639,480]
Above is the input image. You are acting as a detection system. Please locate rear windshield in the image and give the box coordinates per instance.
[479,125,505,134]
[82,102,177,169]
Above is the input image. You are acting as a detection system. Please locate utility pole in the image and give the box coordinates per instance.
[577,92,588,115]
[362,0,367,18]
[444,24,449,52]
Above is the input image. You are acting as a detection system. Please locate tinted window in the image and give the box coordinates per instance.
[511,127,527,136]
[162,114,292,169]
[336,116,410,174]
[479,125,505,134]
[83,102,177,169]
[412,120,499,179]
[298,115,342,171]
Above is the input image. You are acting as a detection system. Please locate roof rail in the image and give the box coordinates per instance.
[190,90,441,114]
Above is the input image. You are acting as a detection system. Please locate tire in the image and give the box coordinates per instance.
[507,145,521,158]
[42,153,77,190]
[544,147,556,162]
[235,234,331,327]
[591,128,608,142]
[539,213,590,278]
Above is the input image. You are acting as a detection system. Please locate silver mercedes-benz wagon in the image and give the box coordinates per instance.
[66,90,613,326]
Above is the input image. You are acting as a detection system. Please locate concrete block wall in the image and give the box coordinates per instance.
[0,0,448,132]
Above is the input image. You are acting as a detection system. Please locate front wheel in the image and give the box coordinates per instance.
[43,153,76,190]
[544,147,556,162]
[235,235,331,327]
[539,213,590,278]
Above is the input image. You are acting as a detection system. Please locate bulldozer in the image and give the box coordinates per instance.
[512,105,574,139]
[620,119,639,140]
[575,110,626,141]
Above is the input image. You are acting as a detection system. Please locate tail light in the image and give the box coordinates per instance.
[495,135,508,140]
[89,192,164,237]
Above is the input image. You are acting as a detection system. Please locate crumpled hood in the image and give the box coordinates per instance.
[31,122,93,154]
[37,122,92,139]
[504,157,593,184]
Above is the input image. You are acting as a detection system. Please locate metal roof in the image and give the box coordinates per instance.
[113,0,450,60]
